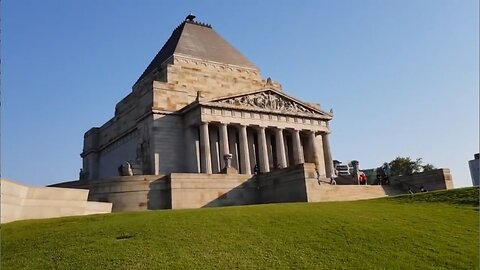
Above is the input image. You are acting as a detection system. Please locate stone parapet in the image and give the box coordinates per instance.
[1,179,112,223]
[53,175,170,212]
[390,169,454,192]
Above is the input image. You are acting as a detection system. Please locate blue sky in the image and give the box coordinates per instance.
[2,0,478,187]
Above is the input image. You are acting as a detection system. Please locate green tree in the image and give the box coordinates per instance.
[386,156,435,176]
[421,163,435,172]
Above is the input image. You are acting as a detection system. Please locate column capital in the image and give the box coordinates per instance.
[238,124,248,129]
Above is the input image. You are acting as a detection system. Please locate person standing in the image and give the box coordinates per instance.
[360,173,367,185]
[253,164,260,175]
[330,168,337,185]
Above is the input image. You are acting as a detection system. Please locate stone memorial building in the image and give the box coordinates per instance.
[81,15,334,181]
[55,16,452,211]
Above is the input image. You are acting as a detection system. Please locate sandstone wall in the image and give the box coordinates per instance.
[390,169,454,192]
[256,164,310,204]
[97,130,139,178]
[82,80,154,180]
[54,176,170,212]
[169,173,255,209]
[167,57,275,99]
[1,179,112,223]
[152,114,185,174]
[90,86,153,151]
[149,59,276,113]
[152,81,195,112]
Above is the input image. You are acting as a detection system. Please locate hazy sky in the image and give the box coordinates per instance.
[2,0,478,187]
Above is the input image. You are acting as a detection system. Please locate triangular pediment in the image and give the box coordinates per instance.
[208,89,332,118]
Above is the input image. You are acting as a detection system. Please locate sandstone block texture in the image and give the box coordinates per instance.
[1,179,112,223]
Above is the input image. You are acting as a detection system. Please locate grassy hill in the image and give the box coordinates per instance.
[2,187,478,270]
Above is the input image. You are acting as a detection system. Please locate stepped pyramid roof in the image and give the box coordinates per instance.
[136,17,258,84]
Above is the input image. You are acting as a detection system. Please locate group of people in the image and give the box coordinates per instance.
[314,169,337,185]
[408,186,428,194]
[253,163,284,175]
[375,173,390,185]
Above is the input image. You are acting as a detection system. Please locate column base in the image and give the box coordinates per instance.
[221,167,239,175]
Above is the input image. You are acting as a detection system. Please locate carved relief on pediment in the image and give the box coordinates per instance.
[217,91,316,114]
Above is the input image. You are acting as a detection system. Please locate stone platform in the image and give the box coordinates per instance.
[51,164,453,211]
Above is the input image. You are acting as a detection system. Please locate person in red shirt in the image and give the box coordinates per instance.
[359,173,367,185]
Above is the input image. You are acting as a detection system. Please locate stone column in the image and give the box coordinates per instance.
[228,127,239,170]
[308,131,320,168]
[265,132,274,169]
[257,127,270,173]
[219,123,229,169]
[315,134,326,177]
[275,128,287,168]
[195,132,201,173]
[322,132,334,178]
[292,130,305,165]
[238,125,251,174]
[247,131,256,173]
[200,122,212,174]
[284,135,291,167]
[154,153,160,175]
[210,126,220,173]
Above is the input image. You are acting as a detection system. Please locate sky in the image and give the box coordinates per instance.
[2,0,478,187]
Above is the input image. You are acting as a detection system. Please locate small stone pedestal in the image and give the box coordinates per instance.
[221,153,238,174]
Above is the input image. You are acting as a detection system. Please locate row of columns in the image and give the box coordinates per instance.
[199,122,334,177]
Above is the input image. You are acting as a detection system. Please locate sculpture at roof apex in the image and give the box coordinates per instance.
[185,13,196,22]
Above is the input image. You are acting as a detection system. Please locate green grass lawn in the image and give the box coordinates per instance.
[2,187,478,270]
